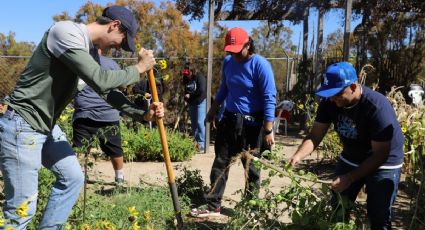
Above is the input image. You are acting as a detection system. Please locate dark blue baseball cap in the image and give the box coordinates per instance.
[316,62,357,98]
[102,6,139,52]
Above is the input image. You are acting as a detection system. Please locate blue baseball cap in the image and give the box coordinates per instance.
[316,62,357,97]
[102,6,139,52]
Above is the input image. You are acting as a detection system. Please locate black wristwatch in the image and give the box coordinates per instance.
[264,128,273,135]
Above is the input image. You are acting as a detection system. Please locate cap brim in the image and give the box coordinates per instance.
[122,33,135,52]
[315,86,344,98]
[224,44,244,53]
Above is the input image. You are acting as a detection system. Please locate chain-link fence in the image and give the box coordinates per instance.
[0,55,297,115]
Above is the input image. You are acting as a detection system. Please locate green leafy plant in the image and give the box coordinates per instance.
[57,105,74,142]
[386,86,425,229]
[226,148,364,229]
[318,126,343,161]
[67,186,185,229]
[175,167,210,207]
[120,123,197,162]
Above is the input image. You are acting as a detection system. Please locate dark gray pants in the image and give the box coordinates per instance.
[205,113,267,209]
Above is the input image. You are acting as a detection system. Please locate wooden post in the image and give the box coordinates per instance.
[205,0,214,153]
[316,6,324,88]
[343,0,352,61]
[302,7,309,62]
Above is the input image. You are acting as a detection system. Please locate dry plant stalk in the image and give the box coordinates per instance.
[207,149,332,197]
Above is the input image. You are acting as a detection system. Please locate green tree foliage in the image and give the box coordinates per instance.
[323,29,344,63]
[0,32,35,98]
[251,22,295,97]
[353,11,425,92]
[176,0,425,92]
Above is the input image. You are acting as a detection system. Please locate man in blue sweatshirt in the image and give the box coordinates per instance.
[190,27,277,217]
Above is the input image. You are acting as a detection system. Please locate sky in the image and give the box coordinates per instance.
[0,1,360,54]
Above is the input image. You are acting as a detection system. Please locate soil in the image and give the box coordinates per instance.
[88,127,412,229]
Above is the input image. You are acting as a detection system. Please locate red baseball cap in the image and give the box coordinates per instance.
[224,27,249,53]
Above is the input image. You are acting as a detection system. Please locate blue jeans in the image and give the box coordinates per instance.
[189,99,206,150]
[0,110,84,229]
[334,160,401,230]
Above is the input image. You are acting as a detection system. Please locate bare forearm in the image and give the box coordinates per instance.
[290,122,330,166]
[294,138,316,159]
[263,121,273,130]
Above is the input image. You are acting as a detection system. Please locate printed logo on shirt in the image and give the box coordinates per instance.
[336,114,358,139]
[185,80,197,94]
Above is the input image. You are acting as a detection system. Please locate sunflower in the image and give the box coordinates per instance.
[143,210,151,221]
[16,200,29,218]
[163,74,170,82]
[59,114,69,123]
[158,60,167,70]
[132,221,140,230]
[128,206,139,218]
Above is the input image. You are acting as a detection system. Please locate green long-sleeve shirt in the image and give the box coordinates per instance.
[5,21,145,134]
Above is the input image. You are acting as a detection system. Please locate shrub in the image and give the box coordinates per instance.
[175,167,209,207]
[120,123,197,162]
[227,155,363,229]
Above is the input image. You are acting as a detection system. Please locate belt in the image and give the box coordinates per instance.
[223,110,261,122]
[242,114,255,122]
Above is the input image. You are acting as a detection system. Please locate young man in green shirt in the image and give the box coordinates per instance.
[0,6,163,229]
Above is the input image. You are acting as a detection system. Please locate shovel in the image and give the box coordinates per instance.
[147,69,184,229]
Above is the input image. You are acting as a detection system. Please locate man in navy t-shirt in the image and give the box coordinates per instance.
[290,62,403,229]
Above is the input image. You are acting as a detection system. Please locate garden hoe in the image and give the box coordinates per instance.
[147,68,184,229]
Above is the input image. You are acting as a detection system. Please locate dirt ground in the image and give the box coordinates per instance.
[89,127,411,229]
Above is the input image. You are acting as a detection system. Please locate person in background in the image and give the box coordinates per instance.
[0,6,163,228]
[131,74,164,129]
[72,48,126,186]
[182,62,207,152]
[290,62,404,229]
[133,79,152,113]
[190,27,277,217]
